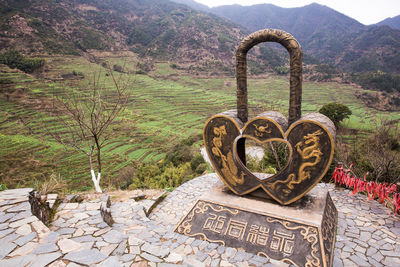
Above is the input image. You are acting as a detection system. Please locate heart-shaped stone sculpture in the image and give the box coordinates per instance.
[203,29,336,205]
[204,110,335,205]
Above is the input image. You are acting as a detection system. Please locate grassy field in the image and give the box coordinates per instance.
[1,53,399,191]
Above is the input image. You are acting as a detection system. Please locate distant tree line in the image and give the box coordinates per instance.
[349,71,400,93]
[0,50,45,73]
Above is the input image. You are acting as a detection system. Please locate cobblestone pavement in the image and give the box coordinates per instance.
[0,173,399,266]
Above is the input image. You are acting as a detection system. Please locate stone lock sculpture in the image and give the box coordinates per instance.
[204,29,336,205]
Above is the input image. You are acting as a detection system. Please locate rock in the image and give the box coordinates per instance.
[112,241,127,256]
[72,228,84,237]
[63,248,107,265]
[100,196,114,226]
[140,252,162,262]
[30,252,62,267]
[98,256,122,267]
[120,254,136,262]
[132,193,145,201]
[165,252,183,264]
[29,191,52,225]
[131,261,148,267]
[9,216,37,228]
[93,227,111,237]
[349,254,370,266]
[64,203,79,209]
[33,243,59,254]
[73,213,89,220]
[100,243,119,256]
[16,224,32,235]
[0,242,17,259]
[57,239,83,254]
[46,232,60,243]
[70,235,96,243]
[6,202,30,212]
[141,243,170,258]
[48,260,67,267]
[31,220,50,239]
[184,257,206,267]
[0,254,35,267]
[128,236,144,246]
[64,195,83,203]
[13,232,37,246]
[85,203,101,211]
[9,242,37,257]
[103,229,127,243]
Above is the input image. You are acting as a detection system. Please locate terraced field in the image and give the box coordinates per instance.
[1,54,399,191]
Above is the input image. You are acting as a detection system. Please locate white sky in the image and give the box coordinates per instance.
[195,0,400,25]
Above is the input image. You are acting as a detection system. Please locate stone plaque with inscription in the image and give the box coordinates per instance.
[175,183,337,267]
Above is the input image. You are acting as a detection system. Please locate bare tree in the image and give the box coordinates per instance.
[50,69,132,192]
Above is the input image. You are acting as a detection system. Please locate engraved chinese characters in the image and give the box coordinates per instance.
[203,29,336,205]
[176,200,332,267]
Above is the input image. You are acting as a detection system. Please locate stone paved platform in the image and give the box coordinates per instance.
[0,173,399,266]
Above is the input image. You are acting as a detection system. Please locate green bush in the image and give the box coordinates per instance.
[195,163,207,175]
[0,184,7,191]
[190,154,205,171]
[128,134,207,190]
[129,161,194,190]
[335,121,400,184]
[72,70,84,77]
[319,103,352,126]
[0,50,45,73]
[113,64,124,73]
[246,142,289,174]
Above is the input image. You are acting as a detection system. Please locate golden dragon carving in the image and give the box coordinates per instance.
[211,125,245,186]
[268,130,323,195]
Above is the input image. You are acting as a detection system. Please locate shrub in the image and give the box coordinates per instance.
[319,103,352,126]
[245,141,289,174]
[129,134,207,190]
[190,154,205,171]
[34,173,67,196]
[195,163,207,175]
[113,64,124,73]
[72,70,84,77]
[0,50,45,73]
[335,121,400,185]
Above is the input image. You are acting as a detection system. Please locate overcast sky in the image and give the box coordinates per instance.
[194,0,400,25]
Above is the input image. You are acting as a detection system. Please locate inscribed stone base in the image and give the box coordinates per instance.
[175,182,337,267]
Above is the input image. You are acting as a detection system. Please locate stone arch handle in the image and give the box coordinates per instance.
[236,29,303,126]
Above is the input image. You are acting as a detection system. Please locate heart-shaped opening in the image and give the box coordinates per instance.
[244,139,290,181]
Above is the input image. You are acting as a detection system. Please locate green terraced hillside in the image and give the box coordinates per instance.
[1,54,399,191]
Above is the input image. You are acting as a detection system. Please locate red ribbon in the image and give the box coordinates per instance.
[331,166,398,215]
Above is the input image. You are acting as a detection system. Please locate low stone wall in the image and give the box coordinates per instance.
[28,191,52,225]
[100,194,114,226]
[28,191,60,225]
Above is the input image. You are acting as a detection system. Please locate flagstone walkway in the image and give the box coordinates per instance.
[0,173,399,266]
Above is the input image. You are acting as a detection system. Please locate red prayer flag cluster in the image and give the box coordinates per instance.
[332,165,400,215]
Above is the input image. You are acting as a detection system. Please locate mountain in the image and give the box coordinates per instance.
[377,15,400,30]
[0,0,262,72]
[2,0,400,74]
[171,0,209,12]
[209,3,400,73]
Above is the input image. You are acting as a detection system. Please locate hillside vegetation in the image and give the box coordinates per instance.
[1,52,399,191]
[0,0,283,73]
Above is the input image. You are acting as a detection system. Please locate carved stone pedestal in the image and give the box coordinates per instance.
[175,182,337,267]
